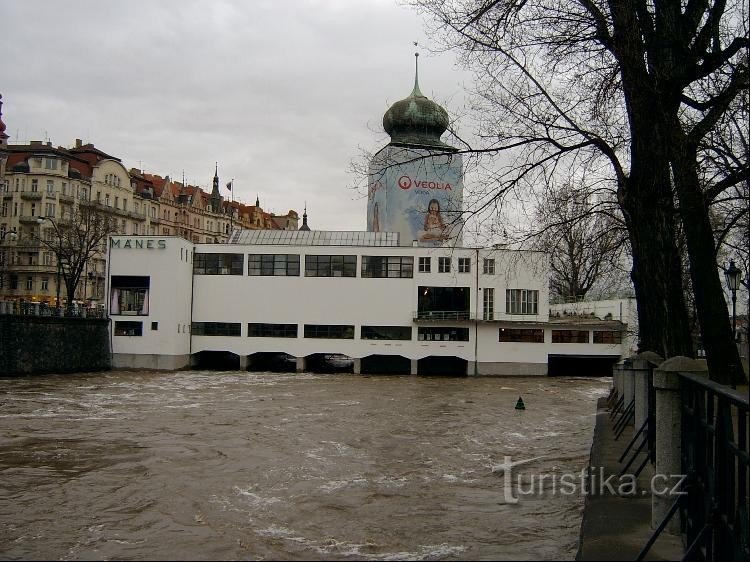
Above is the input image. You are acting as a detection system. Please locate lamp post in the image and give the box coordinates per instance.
[724,259,742,341]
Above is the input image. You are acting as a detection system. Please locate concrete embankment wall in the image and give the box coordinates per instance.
[0,315,111,375]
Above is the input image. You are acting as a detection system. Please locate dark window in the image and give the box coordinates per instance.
[593,331,623,344]
[192,322,241,336]
[417,286,470,319]
[151,321,158,330]
[361,256,414,278]
[418,327,470,341]
[304,324,355,339]
[193,253,243,275]
[552,330,589,343]
[248,254,300,276]
[458,257,471,273]
[498,328,545,343]
[361,326,412,340]
[418,257,431,273]
[111,275,150,315]
[114,321,143,336]
[483,258,495,275]
[304,255,357,277]
[248,323,298,338]
[438,257,451,273]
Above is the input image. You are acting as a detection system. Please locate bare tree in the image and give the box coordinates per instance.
[411,0,748,383]
[37,205,118,314]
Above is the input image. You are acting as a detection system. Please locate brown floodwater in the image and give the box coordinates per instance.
[0,371,609,560]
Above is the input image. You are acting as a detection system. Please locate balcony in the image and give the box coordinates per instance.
[19,215,41,224]
[20,191,42,201]
[58,193,74,204]
[413,310,474,322]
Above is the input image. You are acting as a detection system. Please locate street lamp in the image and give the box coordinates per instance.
[724,260,742,341]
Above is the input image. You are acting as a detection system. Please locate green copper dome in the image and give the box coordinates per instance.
[382,55,453,150]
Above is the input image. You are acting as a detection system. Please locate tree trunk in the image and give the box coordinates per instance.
[670,127,745,385]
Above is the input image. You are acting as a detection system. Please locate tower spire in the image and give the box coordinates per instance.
[411,51,423,98]
[299,202,310,231]
[212,161,219,195]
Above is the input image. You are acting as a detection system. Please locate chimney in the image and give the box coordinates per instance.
[75,139,82,148]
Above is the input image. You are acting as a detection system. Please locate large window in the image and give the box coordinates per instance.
[304,255,357,277]
[248,254,300,276]
[248,323,298,338]
[361,256,414,278]
[110,275,150,315]
[114,321,143,336]
[593,331,623,344]
[304,324,355,339]
[438,257,451,273]
[418,327,469,341]
[361,326,412,340]
[552,330,589,343]
[506,289,539,315]
[193,253,244,275]
[498,328,544,343]
[458,257,471,273]
[418,257,431,273]
[417,286,470,319]
[483,258,495,275]
[192,322,241,336]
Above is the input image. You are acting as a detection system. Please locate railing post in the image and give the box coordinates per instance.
[634,352,662,432]
[652,356,707,533]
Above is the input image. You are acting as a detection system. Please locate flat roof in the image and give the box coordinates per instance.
[228,230,401,247]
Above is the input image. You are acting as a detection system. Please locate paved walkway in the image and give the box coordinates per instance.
[576,398,683,561]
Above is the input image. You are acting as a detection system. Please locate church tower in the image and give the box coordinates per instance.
[210,162,222,213]
[367,54,464,247]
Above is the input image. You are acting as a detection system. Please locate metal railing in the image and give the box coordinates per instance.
[0,300,106,318]
[413,310,474,321]
[679,372,749,561]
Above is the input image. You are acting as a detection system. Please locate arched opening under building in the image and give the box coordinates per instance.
[417,356,468,376]
[305,353,354,374]
[247,352,297,373]
[191,350,241,371]
[547,355,620,377]
[360,354,411,375]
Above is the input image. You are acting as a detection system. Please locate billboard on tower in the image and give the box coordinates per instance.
[367,146,464,247]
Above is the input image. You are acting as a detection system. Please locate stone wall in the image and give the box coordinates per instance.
[0,315,110,375]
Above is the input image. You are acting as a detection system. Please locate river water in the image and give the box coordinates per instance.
[0,371,609,560]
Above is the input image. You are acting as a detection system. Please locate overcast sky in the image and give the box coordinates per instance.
[3,0,472,230]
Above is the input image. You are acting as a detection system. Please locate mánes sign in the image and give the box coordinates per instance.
[110,238,167,249]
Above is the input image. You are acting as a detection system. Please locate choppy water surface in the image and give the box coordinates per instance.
[0,371,608,560]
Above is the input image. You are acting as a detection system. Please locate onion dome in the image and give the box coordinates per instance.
[298,203,310,231]
[382,54,453,150]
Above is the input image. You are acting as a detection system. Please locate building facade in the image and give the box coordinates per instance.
[0,99,299,307]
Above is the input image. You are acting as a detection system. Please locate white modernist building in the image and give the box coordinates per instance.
[106,232,627,375]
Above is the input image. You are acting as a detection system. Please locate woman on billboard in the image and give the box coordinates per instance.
[419,198,448,243]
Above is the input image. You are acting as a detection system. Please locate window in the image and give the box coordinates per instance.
[31,179,39,192]
[25,277,33,291]
[61,182,68,196]
[458,257,471,273]
[151,322,159,331]
[41,278,49,291]
[193,253,244,275]
[304,255,357,277]
[43,251,53,265]
[110,275,150,315]
[438,257,451,273]
[418,327,469,341]
[483,258,495,275]
[191,322,241,336]
[304,324,355,339]
[593,331,623,344]
[114,321,143,336]
[115,196,119,209]
[552,330,589,343]
[46,180,54,195]
[44,158,57,170]
[483,288,494,320]
[498,328,544,343]
[361,326,412,340]
[506,289,539,315]
[45,203,55,217]
[418,257,431,273]
[248,323,298,338]
[105,194,110,207]
[361,256,414,278]
[248,254,300,276]
[417,286,471,319]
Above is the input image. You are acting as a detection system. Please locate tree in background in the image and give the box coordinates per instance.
[412,0,747,383]
[37,205,118,315]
